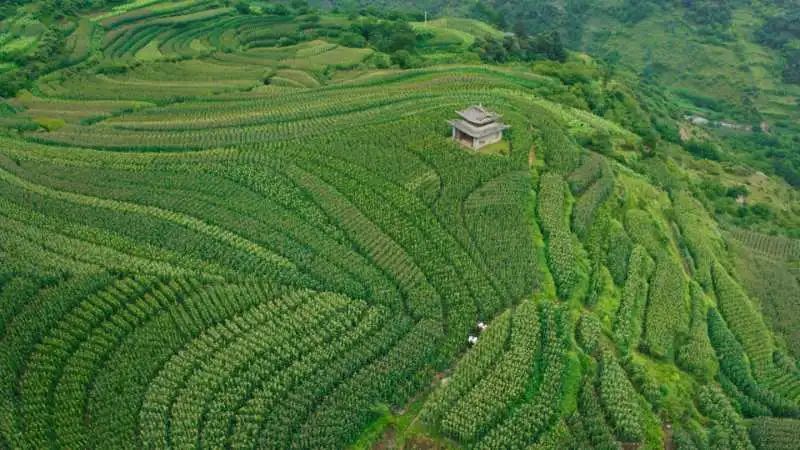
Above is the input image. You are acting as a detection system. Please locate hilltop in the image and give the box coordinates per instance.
[0,1,799,450]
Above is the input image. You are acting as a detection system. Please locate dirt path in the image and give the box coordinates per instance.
[679,126,690,142]
[662,422,675,450]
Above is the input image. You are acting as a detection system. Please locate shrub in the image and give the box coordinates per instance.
[685,139,721,161]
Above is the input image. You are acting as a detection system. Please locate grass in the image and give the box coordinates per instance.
[0,35,38,56]
[31,116,65,131]
[413,22,476,48]
[91,0,167,21]
[413,17,505,51]
[272,69,319,88]
[134,39,163,61]
[478,139,510,155]
[349,393,456,450]
[425,18,505,39]
[282,45,373,70]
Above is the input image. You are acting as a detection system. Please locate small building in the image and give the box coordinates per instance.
[448,105,509,150]
[468,335,479,345]
[477,321,487,332]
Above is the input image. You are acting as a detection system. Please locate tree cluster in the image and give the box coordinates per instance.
[348,18,422,67]
[351,19,417,54]
[757,10,800,84]
[681,0,733,28]
[471,31,566,63]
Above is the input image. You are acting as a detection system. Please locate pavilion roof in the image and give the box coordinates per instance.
[448,119,509,138]
[456,105,501,125]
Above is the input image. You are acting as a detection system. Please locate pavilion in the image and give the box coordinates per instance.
[448,105,509,150]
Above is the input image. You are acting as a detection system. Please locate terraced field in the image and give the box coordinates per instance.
[1,62,553,448]
[2,2,799,449]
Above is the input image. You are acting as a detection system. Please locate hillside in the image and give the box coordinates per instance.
[308,0,800,188]
[1,1,800,450]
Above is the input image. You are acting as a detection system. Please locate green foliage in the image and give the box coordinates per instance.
[625,208,669,257]
[571,160,613,240]
[567,152,604,194]
[424,301,571,448]
[748,417,800,450]
[673,426,706,450]
[533,109,583,174]
[756,10,800,51]
[350,18,419,53]
[604,219,632,287]
[613,245,653,353]
[642,254,688,359]
[782,49,800,84]
[707,308,799,418]
[537,172,580,299]
[474,302,570,449]
[576,312,601,355]
[719,373,771,418]
[439,300,540,442]
[711,262,786,380]
[421,309,512,426]
[621,356,664,411]
[0,60,552,448]
[538,172,568,233]
[683,0,733,29]
[675,283,718,382]
[697,385,754,450]
[566,376,620,450]
[728,229,800,361]
[685,139,721,161]
[234,1,252,15]
[390,48,419,68]
[673,191,724,289]
[472,31,566,63]
[598,351,644,443]
[2,2,799,447]
[32,116,65,131]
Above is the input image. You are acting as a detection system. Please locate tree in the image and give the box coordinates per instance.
[685,139,721,160]
[352,19,418,53]
[391,49,412,68]
[473,31,566,63]
[783,49,800,84]
[531,31,566,62]
[234,1,250,15]
[683,0,733,28]
[338,32,366,48]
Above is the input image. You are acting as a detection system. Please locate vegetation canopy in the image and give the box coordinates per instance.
[0,0,798,449]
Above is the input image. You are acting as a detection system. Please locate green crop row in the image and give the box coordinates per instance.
[598,351,645,443]
[613,245,653,353]
[537,172,581,299]
[748,418,800,450]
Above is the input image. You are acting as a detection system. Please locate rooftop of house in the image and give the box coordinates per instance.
[456,104,501,125]
[448,118,510,138]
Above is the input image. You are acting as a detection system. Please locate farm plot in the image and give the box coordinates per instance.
[0,63,552,448]
[2,6,799,448]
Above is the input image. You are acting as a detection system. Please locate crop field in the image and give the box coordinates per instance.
[411,18,503,51]
[1,2,799,449]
